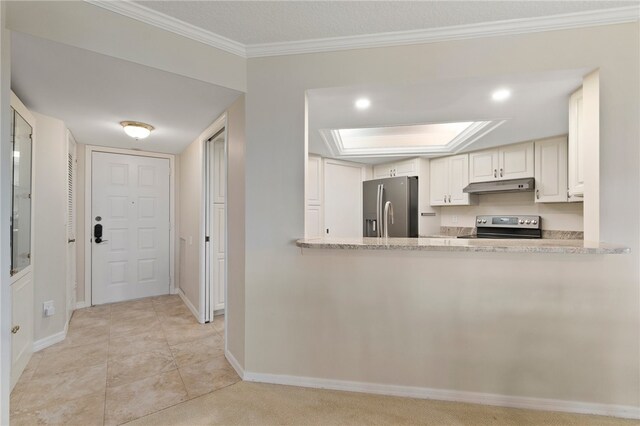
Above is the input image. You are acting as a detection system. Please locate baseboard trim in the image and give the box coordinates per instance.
[33,322,68,352]
[225,349,245,380]
[243,372,640,420]
[177,289,200,322]
[75,301,88,309]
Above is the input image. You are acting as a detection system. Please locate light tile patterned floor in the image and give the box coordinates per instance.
[10,295,238,425]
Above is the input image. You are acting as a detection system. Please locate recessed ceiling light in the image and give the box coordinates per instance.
[355,98,371,110]
[120,121,154,140]
[491,89,511,102]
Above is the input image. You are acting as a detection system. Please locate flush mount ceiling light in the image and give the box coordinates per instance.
[355,98,371,110]
[120,121,154,140]
[491,89,511,101]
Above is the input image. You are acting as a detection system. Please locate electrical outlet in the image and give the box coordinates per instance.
[452,215,458,224]
[43,300,55,317]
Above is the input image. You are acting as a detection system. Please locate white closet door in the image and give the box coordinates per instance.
[91,152,170,304]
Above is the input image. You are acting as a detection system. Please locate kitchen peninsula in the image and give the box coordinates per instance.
[296,236,629,254]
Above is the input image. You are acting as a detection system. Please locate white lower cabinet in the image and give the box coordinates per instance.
[534,136,568,203]
[11,272,34,389]
[429,154,473,206]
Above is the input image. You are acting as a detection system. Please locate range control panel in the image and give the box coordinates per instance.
[476,215,541,229]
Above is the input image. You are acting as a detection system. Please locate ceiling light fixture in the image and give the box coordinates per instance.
[355,98,371,110]
[120,121,154,140]
[491,89,511,101]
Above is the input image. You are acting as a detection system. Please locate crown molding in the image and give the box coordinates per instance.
[247,6,639,57]
[85,0,246,57]
[318,120,507,159]
[85,2,638,59]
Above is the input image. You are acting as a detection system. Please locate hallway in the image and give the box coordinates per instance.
[9,295,238,425]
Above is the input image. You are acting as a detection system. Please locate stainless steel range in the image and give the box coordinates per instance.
[459,215,542,239]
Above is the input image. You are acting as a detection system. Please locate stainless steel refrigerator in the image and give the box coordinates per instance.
[363,176,418,238]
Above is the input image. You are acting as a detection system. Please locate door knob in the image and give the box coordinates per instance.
[11,325,19,334]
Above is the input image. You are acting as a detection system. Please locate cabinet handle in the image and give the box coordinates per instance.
[499,168,503,177]
[11,325,19,334]
[536,189,540,200]
[448,195,451,203]
[443,196,447,203]
[493,169,497,178]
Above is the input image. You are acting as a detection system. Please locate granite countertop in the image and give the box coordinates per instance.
[295,237,630,254]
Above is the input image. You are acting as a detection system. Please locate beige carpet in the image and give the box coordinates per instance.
[125,381,635,425]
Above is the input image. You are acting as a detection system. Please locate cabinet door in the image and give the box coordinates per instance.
[323,160,364,237]
[394,159,418,177]
[448,154,471,205]
[429,157,449,206]
[306,155,323,205]
[568,88,585,199]
[499,142,534,180]
[305,205,323,238]
[534,137,568,203]
[373,164,392,179]
[11,273,34,389]
[469,149,499,183]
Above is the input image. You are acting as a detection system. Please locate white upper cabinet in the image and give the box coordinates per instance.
[534,136,568,203]
[498,142,534,180]
[429,154,472,206]
[373,158,419,178]
[448,155,470,204]
[429,157,448,205]
[469,150,499,183]
[568,87,585,200]
[469,142,534,183]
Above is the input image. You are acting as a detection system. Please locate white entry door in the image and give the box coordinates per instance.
[92,152,170,305]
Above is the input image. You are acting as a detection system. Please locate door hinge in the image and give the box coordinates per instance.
[205,236,210,242]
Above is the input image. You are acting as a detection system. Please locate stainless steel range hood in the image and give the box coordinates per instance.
[463,178,535,195]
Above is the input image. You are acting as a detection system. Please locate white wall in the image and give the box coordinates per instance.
[438,192,583,231]
[6,1,246,92]
[31,112,68,341]
[226,95,246,368]
[178,135,204,314]
[0,3,12,423]
[243,23,639,410]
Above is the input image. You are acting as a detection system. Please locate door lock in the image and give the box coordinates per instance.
[94,223,104,243]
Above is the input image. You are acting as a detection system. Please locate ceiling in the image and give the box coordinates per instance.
[307,69,586,164]
[11,32,242,154]
[133,1,635,45]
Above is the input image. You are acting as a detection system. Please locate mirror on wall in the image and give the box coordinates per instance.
[10,107,33,276]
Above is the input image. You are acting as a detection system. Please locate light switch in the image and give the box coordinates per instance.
[43,300,55,317]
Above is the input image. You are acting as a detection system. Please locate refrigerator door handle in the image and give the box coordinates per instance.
[376,184,382,237]
[384,201,394,238]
